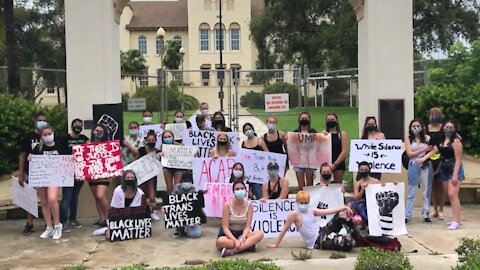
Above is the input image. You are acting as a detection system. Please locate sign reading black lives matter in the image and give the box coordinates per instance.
[348,139,403,173]
[162,191,206,229]
[182,130,240,158]
[108,206,152,242]
[251,199,299,238]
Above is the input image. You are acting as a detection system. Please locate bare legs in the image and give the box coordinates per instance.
[37,187,60,226]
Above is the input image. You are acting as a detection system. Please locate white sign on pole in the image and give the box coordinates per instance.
[28,155,74,187]
[138,124,163,149]
[165,123,187,140]
[348,139,403,173]
[12,176,38,217]
[124,152,162,185]
[238,149,287,184]
[182,130,240,158]
[161,144,197,169]
[265,93,289,112]
[127,98,146,111]
[366,183,407,236]
[251,199,299,238]
[304,184,345,227]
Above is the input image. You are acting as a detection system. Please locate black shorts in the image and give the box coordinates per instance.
[369,172,382,180]
[217,228,243,239]
[88,181,110,187]
[164,167,186,174]
[334,161,346,171]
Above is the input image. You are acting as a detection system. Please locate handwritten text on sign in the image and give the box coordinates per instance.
[161,144,197,169]
[124,152,162,185]
[165,123,187,140]
[193,157,239,190]
[251,199,299,238]
[108,206,152,242]
[265,93,289,112]
[204,183,233,218]
[182,130,240,158]
[238,149,287,184]
[138,124,163,149]
[12,176,38,218]
[28,155,74,187]
[348,140,403,173]
[163,191,206,228]
[73,140,123,180]
[287,132,331,168]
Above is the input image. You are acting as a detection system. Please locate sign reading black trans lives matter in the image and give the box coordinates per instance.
[162,191,206,229]
[348,140,403,173]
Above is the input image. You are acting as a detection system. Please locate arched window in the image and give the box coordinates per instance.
[199,23,210,51]
[138,35,147,54]
[156,36,164,55]
[173,35,182,46]
[214,23,226,51]
[230,23,240,51]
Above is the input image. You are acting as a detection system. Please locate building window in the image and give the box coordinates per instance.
[275,71,284,82]
[199,29,209,51]
[138,35,147,54]
[173,35,182,46]
[139,70,149,87]
[230,29,240,51]
[156,36,164,55]
[201,65,211,86]
[215,28,225,51]
[47,87,55,94]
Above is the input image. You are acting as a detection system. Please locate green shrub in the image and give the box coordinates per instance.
[452,254,480,270]
[455,237,480,263]
[354,248,413,270]
[118,259,281,270]
[133,82,199,112]
[240,82,301,109]
[240,90,264,109]
[122,92,130,111]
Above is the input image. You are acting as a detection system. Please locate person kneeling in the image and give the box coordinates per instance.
[171,172,202,238]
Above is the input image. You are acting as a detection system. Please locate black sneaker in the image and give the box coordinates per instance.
[172,231,183,238]
[93,219,100,226]
[424,217,432,224]
[70,220,82,228]
[405,219,411,224]
[98,220,107,227]
[22,223,34,235]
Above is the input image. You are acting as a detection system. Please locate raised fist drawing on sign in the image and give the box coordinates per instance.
[98,114,119,141]
[375,191,399,231]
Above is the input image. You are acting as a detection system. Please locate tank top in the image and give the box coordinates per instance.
[298,210,319,249]
[228,200,250,231]
[263,131,285,154]
[427,127,443,147]
[242,140,263,151]
[268,178,282,199]
[410,141,427,160]
[125,197,134,207]
[331,132,342,161]
[438,143,455,159]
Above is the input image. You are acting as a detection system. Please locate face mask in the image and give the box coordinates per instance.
[299,119,310,126]
[267,123,276,131]
[218,140,228,146]
[175,117,184,123]
[322,173,332,181]
[234,189,246,199]
[143,117,152,124]
[444,128,455,137]
[125,180,136,187]
[200,109,209,116]
[129,129,138,136]
[181,182,193,190]
[94,130,104,139]
[163,137,174,144]
[213,119,225,126]
[233,170,243,178]
[36,121,48,130]
[245,129,255,138]
[43,134,54,143]
[147,142,156,148]
[366,125,376,132]
[429,115,441,124]
[358,171,369,179]
[72,127,82,134]
[411,127,422,135]
[326,121,337,128]
[268,170,279,178]
[298,204,309,213]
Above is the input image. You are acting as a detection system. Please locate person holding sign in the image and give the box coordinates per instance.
[160,130,185,194]
[324,113,348,184]
[172,110,192,143]
[141,110,153,125]
[242,123,269,199]
[263,116,289,173]
[216,180,264,257]
[122,121,145,166]
[32,126,67,240]
[361,117,386,180]
[212,111,232,132]
[210,132,235,158]
[267,191,356,251]
[291,112,318,189]
[196,115,215,131]
[261,162,289,200]
[348,161,380,227]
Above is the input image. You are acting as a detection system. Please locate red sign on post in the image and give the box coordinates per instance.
[73,140,123,180]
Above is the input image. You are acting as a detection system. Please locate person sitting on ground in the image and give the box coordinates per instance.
[348,161,380,227]
[261,162,289,200]
[171,171,202,238]
[209,132,235,157]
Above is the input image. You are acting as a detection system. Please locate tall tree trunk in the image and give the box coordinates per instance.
[2,0,20,95]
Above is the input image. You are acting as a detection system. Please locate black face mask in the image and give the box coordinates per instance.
[322,173,332,180]
[125,180,136,187]
[72,127,82,134]
[213,119,225,127]
[326,121,337,129]
[299,119,310,126]
[358,171,369,178]
[147,142,156,148]
[218,140,228,146]
[366,125,376,132]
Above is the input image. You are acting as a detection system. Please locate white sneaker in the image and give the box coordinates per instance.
[40,226,54,239]
[53,224,63,240]
[150,211,160,221]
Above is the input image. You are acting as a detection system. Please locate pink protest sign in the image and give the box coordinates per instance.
[204,182,234,217]
[287,132,332,168]
[72,140,123,181]
[192,157,239,190]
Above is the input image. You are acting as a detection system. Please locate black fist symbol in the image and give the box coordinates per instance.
[376,191,399,232]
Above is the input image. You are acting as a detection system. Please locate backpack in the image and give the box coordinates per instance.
[356,235,402,252]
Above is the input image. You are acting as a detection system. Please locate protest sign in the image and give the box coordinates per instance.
[108,206,152,242]
[165,123,187,140]
[348,140,403,173]
[124,152,162,185]
[366,183,407,236]
[287,132,331,168]
[251,199,299,238]
[238,149,287,184]
[28,155,74,187]
[192,157,239,189]
[138,124,163,149]
[189,114,212,130]
[203,183,233,217]
[304,184,345,227]
[93,103,124,142]
[182,130,240,158]
[163,191,206,228]
[161,144,197,169]
[72,140,123,181]
[12,176,38,218]
[265,93,289,112]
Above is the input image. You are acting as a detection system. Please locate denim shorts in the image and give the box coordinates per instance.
[293,167,316,173]
[439,161,465,181]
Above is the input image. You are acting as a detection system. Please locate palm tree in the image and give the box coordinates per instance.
[163,40,181,70]
[1,0,20,95]
[120,49,148,89]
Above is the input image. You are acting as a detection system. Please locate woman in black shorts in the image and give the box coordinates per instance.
[324,113,348,184]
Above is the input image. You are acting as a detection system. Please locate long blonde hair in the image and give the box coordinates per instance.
[38,126,54,152]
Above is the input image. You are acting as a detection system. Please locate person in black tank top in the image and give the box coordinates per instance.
[242,123,269,200]
[325,113,348,184]
[263,116,289,172]
[261,162,289,200]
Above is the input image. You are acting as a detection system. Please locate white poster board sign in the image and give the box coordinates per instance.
[304,184,345,227]
[366,183,407,236]
[28,155,74,187]
[161,144,197,169]
[251,199,299,238]
[12,176,38,218]
[165,123,187,140]
[124,152,162,185]
[138,124,163,149]
[265,93,289,112]
[348,139,403,173]
[238,149,287,184]
[192,157,239,190]
[182,130,240,158]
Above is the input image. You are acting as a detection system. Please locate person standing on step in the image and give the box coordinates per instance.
[263,116,289,173]
[361,116,386,180]
[212,111,232,132]
[122,121,144,166]
[324,113,348,184]
[141,110,154,125]
[292,112,318,190]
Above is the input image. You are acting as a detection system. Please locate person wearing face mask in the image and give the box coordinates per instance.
[324,113,348,184]
[195,115,216,131]
[291,112,318,190]
[216,180,264,257]
[159,130,185,194]
[122,121,145,166]
[261,162,289,200]
[59,119,89,230]
[242,123,269,199]
[418,120,465,230]
[171,171,203,238]
[172,111,192,143]
[210,132,235,158]
[404,119,433,224]
[141,110,154,125]
[212,111,232,132]
[199,102,211,121]
[361,117,386,180]
[32,126,68,240]
[18,112,48,235]
[229,162,246,183]
[263,116,289,172]
[267,191,356,251]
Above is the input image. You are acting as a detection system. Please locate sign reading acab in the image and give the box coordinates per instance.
[265,93,289,112]
[128,98,146,111]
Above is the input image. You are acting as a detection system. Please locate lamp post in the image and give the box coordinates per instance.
[218,0,224,112]
[156,27,166,123]
[179,46,186,111]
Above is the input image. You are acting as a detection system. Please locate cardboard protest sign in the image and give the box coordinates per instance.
[161,144,197,169]
[72,140,123,181]
[238,149,287,184]
[138,124,163,149]
[204,183,233,217]
[108,206,152,242]
[366,183,407,236]
[265,93,289,112]
[165,123,187,140]
[348,140,403,173]
[304,185,345,227]
[163,191,206,228]
[192,157,239,190]
[287,132,331,168]
[182,130,240,158]
[12,176,38,218]
[93,103,124,142]
[251,199,299,238]
[28,155,75,187]
[124,152,162,185]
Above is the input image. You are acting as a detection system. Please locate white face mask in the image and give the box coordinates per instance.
[175,117,184,123]
[43,134,55,143]
[143,117,152,124]
[200,109,209,116]
[233,170,243,178]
